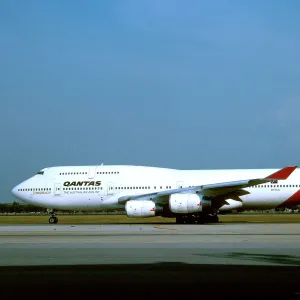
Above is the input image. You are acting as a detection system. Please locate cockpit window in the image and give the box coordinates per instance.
[37,171,44,175]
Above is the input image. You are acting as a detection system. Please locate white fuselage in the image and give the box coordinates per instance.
[11,165,300,212]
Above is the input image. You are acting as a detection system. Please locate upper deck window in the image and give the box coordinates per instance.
[37,171,44,175]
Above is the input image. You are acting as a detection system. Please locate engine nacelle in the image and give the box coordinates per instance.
[125,200,159,218]
[218,199,243,211]
[169,193,211,214]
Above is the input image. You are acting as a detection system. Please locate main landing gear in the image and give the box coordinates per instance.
[175,213,219,224]
[47,209,58,224]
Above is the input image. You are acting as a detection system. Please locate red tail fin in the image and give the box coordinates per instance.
[266,166,297,180]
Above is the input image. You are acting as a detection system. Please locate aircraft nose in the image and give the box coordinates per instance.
[11,186,17,196]
[11,185,20,198]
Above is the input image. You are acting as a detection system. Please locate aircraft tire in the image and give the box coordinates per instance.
[49,216,58,224]
[49,216,56,224]
[176,216,185,224]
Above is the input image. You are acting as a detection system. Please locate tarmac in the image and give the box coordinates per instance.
[0,224,300,298]
[0,224,300,266]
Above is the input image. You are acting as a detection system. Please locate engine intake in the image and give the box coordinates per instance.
[169,193,211,214]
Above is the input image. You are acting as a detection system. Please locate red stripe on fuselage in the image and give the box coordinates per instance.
[278,189,300,207]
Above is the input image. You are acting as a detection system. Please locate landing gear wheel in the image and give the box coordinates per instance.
[186,215,196,224]
[196,215,205,224]
[49,216,58,224]
[212,215,219,223]
[207,214,219,223]
[176,216,185,224]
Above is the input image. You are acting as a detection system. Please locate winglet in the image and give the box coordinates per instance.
[266,166,298,180]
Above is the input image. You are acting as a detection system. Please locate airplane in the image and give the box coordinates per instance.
[11,164,300,224]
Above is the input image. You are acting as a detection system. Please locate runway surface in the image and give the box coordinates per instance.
[0,223,300,266]
[1,224,300,298]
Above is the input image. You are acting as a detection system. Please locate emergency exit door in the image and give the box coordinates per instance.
[88,167,96,179]
[176,181,184,189]
[107,182,114,195]
[54,183,61,196]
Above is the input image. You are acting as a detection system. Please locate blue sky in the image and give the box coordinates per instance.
[1,0,300,203]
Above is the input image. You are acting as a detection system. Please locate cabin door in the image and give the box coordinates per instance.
[88,167,96,179]
[54,183,61,196]
[176,181,184,189]
[107,182,114,195]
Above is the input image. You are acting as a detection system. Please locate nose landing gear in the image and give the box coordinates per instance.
[47,208,58,224]
[49,215,58,224]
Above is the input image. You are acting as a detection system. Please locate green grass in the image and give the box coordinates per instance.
[0,214,299,225]
[0,215,174,224]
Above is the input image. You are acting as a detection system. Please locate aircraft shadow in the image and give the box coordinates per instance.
[193,252,300,266]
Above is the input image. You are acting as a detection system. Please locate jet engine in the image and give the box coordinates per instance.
[169,193,211,214]
[125,200,162,218]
